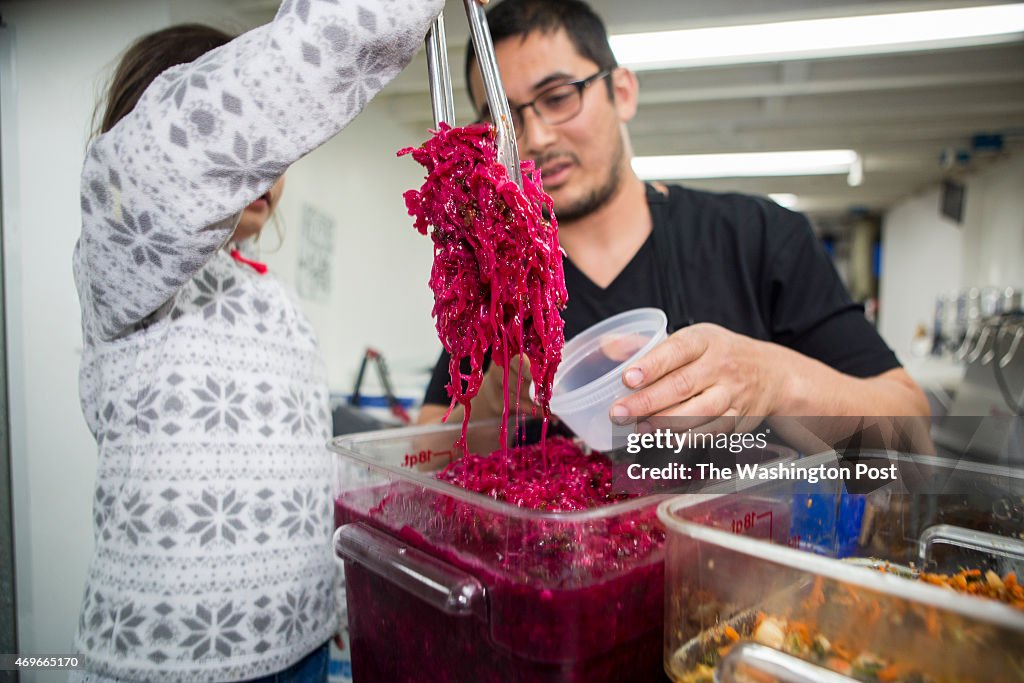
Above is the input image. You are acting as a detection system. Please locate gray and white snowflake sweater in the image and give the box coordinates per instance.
[71,1,443,680]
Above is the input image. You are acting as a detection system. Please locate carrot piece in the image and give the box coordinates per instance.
[878,662,908,682]
[831,643,852,661]
[791,621,811,645]
[826,657,852,674]
[866,599,883,624]
[806,577,825,608]
[924,607,941,637]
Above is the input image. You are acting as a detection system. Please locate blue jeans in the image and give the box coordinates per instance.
[240,641,330,683]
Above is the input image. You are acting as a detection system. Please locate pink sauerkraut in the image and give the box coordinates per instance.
[399,123,567,445]
[437,436,630,512]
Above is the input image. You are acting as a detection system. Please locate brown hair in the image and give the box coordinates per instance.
[96,23,233,135]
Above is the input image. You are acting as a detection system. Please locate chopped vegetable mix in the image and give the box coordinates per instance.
[916,568,1024,610]
[674,567,1024,683]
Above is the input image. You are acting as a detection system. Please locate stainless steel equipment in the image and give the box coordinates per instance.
[424,1,523,188]
[933,297,1024,462]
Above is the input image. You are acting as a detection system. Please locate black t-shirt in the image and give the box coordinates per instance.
[423,183,899,405]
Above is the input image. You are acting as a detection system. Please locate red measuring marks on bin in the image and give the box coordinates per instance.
[401,449,455,469]
[708,499,793,545]
[730,510,774,540]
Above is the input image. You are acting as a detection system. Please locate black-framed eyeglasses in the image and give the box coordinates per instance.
[480,69,613,138]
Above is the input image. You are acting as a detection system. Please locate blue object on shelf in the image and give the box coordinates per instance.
[789,488,866,558]
[972,133,1004,153]
[338,394,416,409]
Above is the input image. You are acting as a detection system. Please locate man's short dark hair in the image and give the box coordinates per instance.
[465,0,618,106]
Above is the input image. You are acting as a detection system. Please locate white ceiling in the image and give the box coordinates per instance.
[220,0,1024,229]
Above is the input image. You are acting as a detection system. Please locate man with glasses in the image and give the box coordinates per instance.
[418,0,928,433]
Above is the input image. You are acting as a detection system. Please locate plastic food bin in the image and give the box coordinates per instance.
[658,451,1024,683]
[330,420,795,683]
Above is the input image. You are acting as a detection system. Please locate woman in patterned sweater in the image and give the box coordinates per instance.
[71,1,445,680]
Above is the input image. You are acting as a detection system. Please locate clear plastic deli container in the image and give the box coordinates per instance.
[657,452,1024,683]
[548,307,668,451]
[330,420,795,683]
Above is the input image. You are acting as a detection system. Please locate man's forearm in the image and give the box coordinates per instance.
[773,343,928,416]
[768,344,932,454]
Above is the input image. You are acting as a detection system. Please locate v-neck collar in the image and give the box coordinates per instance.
[562,233,654,295]
[561,183,663,294]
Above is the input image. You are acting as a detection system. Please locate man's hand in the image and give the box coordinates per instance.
[608,323,779,431]
[606,322,931,453]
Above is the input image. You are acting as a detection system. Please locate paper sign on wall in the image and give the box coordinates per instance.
[297,203,335,302]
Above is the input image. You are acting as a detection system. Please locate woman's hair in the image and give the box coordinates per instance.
[96,23,233,135]
[464,0,618,106]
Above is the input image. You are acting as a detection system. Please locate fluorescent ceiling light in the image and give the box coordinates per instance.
[632,150,859,180]
[610,4,1024,70]
[769,193,799,209]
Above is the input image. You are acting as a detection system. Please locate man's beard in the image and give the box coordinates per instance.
[543,136,625,224]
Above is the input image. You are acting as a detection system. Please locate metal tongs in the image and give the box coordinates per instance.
[425,2,523,188]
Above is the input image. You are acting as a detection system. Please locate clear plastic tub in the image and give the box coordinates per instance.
[548,307,668,451]
[658,452,1024,683]
[330,420,795,683]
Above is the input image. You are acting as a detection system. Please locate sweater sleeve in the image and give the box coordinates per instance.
[75,0,444,341]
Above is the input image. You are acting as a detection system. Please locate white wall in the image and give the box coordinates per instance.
[877,188,964,357]
[878,153,1024,359]
[961,154,1024,288]
[0,1,441,678]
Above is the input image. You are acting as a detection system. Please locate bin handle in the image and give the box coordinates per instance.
[335,522,487,619]
[918,523,1024,567]
[719,642,857,683]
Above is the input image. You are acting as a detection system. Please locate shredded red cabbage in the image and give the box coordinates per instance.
[399,123,567,446]
[437,436,630,512]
